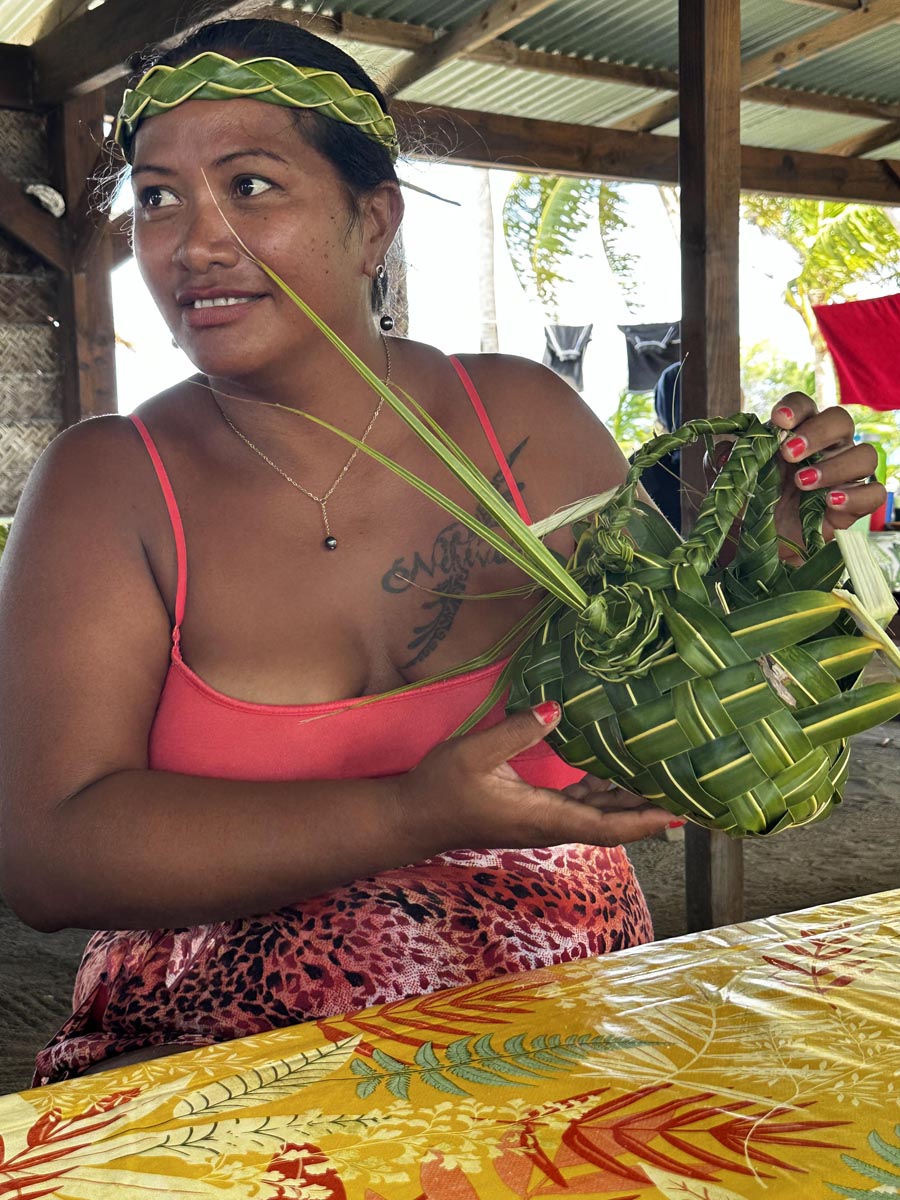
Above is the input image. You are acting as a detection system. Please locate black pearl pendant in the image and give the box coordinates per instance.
[324,536,338,550]
[380,313,395,331]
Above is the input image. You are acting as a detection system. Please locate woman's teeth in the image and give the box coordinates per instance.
[193,297,255,309]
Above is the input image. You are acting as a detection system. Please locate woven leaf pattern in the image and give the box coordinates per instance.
[508,412,900,836]
[115,52,398,161]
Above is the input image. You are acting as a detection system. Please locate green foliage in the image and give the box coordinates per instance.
[843,406,900,474]
[349,1031,647,1101]
[502,175,636,319]
[742,197,900,304]
[828,1123,900,1197]
[741,197,900,375]
[0,522,7,557]
[741,341,816,420]
[608,389,657,457]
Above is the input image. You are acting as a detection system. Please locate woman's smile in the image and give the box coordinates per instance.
[180,292,270,329]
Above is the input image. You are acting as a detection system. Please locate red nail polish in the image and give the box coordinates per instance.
[828,491,847,506]
[777,406,793,420]
[533,701,561,726]
[667,819,686,829]
[785,437,807,458]
[797,468,819,487]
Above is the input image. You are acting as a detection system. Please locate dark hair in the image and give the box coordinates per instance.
[146,18,400,222]
[129,16,402,309]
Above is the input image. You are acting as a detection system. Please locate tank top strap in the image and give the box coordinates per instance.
[129,414,187,650]
[448,355,532,524]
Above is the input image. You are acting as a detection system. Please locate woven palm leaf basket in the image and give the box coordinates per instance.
[500,415,900,837]
[241,246,900,839]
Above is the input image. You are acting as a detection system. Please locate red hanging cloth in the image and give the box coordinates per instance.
[813,292,900,411]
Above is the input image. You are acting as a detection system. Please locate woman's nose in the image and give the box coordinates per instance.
[173,201,241,273]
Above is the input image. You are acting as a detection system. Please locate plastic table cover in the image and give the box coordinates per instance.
[2,889,900,1198]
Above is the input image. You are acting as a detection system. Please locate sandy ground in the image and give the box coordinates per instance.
[1,723,898,1096]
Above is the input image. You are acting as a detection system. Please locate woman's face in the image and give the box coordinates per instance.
[130,98,384,385]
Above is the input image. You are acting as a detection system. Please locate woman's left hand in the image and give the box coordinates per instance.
[769,392,885,557]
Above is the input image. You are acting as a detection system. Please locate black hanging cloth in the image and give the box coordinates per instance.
[618,322,681,392]
[543,324,593,392]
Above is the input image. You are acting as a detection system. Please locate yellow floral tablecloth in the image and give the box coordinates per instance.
[4,891,900,1198]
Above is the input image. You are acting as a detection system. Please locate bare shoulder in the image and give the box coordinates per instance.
[15,414,146,527]
[451,352,630,494]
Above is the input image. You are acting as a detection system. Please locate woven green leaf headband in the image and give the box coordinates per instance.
[114,51,399,162]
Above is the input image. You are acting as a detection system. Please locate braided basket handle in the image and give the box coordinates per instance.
[610,413,826,577]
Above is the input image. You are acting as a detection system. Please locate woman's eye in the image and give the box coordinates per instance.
[138,185,178,209]
[235,175,273,198]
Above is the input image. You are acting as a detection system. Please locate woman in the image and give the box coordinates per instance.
[0,17,881,1086]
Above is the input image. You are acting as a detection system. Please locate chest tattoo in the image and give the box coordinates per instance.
[381,438,529,668]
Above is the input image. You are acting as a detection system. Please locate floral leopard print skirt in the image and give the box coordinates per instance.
[33,844,652,1086]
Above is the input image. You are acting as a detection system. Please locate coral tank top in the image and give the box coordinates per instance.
[132,356,583,789]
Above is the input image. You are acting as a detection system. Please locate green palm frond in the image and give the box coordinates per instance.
[742,197,900,299]
[828,1124,900,1197]
[502,175,636,318]
[349,1032,649,1100]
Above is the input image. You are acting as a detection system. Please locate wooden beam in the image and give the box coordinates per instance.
[49,91,117,421]
[68,139,125,272]
[109,213,133,270]
[749,84,900,123]
[613,0,900,134]
[394,103,680,183]
[387,0,558,96]
[0,171,69,270]
[0,45,35,110]
[787,0,866,10]
[824,118,900,156]
[679,0,744,933]
[740,0,900,87]
[393,103,900,204]
[29,1,900,127]
[613,95,679,133]
[331,10,900,138]
[32,0,251,105]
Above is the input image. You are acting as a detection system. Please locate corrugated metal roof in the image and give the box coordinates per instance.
[399,58,670,128]
[770,25,900,104]
[503,0,679,64]
[0,0,57,43]
[737,102,888,153]
[865,136,900,160]
[1,0,898,167]
[739,0,835,59]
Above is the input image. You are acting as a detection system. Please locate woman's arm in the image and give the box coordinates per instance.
[0,418,448,932]
[0,415,668,934]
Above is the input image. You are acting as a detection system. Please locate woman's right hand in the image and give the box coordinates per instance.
[395,702,675,852]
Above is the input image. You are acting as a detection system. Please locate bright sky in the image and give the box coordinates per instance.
[112,161,814,423]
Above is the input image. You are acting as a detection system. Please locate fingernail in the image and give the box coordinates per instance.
[797,467,819,487]
[667,819,686,829]
[777,406,793,421]
[785,436,807,458]
[828,490,847,506]
[533,701,561,726]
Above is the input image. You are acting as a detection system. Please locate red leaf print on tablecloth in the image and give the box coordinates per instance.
[266,1141,348,1199]
[0,1088,140,1199]
[763,924,875,1003]
[505,1084,850,1193]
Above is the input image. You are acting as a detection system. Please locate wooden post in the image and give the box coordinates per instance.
[49,90,117,423]
[678,0,744,931]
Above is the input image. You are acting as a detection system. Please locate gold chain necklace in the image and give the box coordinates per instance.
[214,336,391,551]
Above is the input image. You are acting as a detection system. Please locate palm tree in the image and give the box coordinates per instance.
[502,175,638,320]
[741,197,900,404]
[475,169,499,353]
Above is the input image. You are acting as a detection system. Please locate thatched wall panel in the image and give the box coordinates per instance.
[0,108,65,516]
